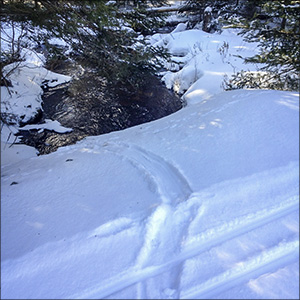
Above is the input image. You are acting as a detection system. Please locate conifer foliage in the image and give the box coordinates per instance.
[114,0,168,35]
[181,0,234,31]
[181,0,299,90]
[228,0,300,90]
[1,0,170,90]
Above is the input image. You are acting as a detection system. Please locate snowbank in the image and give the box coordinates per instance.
[1,53,71,125]
[2,89,299,299]
[150,27,260,104]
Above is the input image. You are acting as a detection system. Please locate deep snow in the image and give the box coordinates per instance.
[1,24,299,299]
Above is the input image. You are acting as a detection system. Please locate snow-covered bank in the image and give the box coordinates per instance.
[150,27,260,104]
[1,52,71,126]
[0,26,263,161]
[0,55,72,165]
[2,89,299,299]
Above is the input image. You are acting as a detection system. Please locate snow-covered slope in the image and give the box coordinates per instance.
[1,89,299,299]
[1,50,71,126]
[150,27,260,104]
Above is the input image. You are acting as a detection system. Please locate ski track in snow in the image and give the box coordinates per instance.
[2,140,298,299]
[70,196,298,299]
[181,239,299,299]
[103,142,195,298]
[66,143,299,299]
[103,142,193,205]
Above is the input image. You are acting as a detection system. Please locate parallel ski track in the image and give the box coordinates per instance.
[70,196,299,299]
[181,240,299,299]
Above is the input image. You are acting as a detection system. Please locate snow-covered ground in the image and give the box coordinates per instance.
[1,50,71,126]
[1,25,299,299]
[150,26,260,104]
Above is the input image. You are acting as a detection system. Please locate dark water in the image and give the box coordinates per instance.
[17,61,183,154]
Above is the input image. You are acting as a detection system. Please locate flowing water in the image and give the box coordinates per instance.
[17,61,183,154]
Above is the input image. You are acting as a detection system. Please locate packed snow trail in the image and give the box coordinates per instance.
[69,194,298,299]
[104,142,194,298]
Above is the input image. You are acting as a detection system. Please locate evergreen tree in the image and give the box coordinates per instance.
[181,0,237,32]
[229,0,300,90]
[180,0,215,28]
[113,0,169,34]
[1,0,170,91]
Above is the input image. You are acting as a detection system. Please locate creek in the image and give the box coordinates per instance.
[17,60,184,154]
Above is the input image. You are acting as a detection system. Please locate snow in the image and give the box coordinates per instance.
[2,89,299,299]
[204,6,212,13]
[1,25,299,299]
[1,50,71,125]
[150,27,260,104]
[20,119,73,133]
[171,22,188,34]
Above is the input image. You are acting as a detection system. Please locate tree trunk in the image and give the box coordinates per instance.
[202,9,212,33]
[281,17,286,30]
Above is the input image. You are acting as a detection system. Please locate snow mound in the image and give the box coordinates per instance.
[151,28,260,104]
